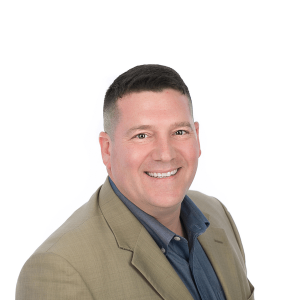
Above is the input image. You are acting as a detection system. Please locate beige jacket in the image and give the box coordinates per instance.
[16,177,254,300]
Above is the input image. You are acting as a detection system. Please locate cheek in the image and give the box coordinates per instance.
[127,146,152,173]
[183,145,200,171]
[191,148,200,161]
[112,144,147,172]
[183,141,199,160]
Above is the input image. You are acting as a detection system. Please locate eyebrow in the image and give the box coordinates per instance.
[125,122,193,136]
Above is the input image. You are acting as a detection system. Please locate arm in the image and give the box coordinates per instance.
[219,201,255,299]
[219,202,246,263]
[16,252,94,300]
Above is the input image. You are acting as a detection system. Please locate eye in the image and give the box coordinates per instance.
[136,133,147,139]
[175,130,187,135]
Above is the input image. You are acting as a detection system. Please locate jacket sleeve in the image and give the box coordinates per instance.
[16,252,94,300]
[219,202,246,263]
[219,201,255,299]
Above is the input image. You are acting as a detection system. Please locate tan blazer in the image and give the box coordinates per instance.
[16,177,254,300]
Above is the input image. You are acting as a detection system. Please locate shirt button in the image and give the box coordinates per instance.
[161,248,166,253]
[174,236,181,241]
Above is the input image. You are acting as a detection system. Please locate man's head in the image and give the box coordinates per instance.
[99,65,201,217]
[103,64,193,140]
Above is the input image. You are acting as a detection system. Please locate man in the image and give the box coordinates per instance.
[16,65,254,300]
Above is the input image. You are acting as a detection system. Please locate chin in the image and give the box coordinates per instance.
[147,192,185,209]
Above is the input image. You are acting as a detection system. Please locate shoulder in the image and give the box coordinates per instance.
[16,186,108,299]
[187,189,228,225]
[16,252,94,299]
[34,186,105,255]
[187,189,246,262]
[187,189,236,231]
[187,189,223,210]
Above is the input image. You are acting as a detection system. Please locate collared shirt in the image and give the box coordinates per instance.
[109,177,226,300]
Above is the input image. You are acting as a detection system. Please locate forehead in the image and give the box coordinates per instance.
[115,89,193,132]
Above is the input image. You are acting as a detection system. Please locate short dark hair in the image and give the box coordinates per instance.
[103,64,193,139]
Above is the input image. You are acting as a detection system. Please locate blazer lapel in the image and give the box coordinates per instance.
[198,215,244,300]
[99,178,193,300]
[132,226,194,300]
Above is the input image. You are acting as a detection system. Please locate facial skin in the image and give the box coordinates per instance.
[99,89,201,231]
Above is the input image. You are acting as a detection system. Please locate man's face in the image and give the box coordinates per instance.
[100,89,201,216]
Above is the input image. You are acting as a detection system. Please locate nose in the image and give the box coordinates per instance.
[152,136,176,162]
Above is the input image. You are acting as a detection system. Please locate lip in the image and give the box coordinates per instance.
[144,167,181,179]
[144,168,180,174]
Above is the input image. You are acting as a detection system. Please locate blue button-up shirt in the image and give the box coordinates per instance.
[109,177,226,300]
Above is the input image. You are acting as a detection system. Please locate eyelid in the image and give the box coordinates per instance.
[134,132,148,139]
[132,129,190,139]
[175,129,189,134]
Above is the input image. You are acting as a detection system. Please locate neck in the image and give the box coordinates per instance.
[152,205,185,237]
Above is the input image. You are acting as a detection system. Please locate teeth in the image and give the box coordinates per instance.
[146,169,179,178]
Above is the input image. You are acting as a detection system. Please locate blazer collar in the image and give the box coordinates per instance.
[98,177,244,300]
[198,212,244,300]
[99,177,194,300]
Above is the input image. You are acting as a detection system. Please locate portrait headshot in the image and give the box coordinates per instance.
[1,1,299,300]
[15,64,254,299]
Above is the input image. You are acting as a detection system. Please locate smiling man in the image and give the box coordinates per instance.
[16,65,254,300]
[100,89,200,237]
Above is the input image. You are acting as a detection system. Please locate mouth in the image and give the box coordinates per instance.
[145,168,180,179]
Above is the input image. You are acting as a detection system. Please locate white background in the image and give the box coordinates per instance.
[1,1,299,299]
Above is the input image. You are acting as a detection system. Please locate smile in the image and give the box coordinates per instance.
[145,168,179,179]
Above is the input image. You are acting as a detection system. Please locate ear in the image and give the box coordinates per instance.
[194,122,201,158]
[99,131,112,174]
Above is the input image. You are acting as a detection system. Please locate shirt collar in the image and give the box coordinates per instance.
[180,195,210,242]
[108,177,210,249]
